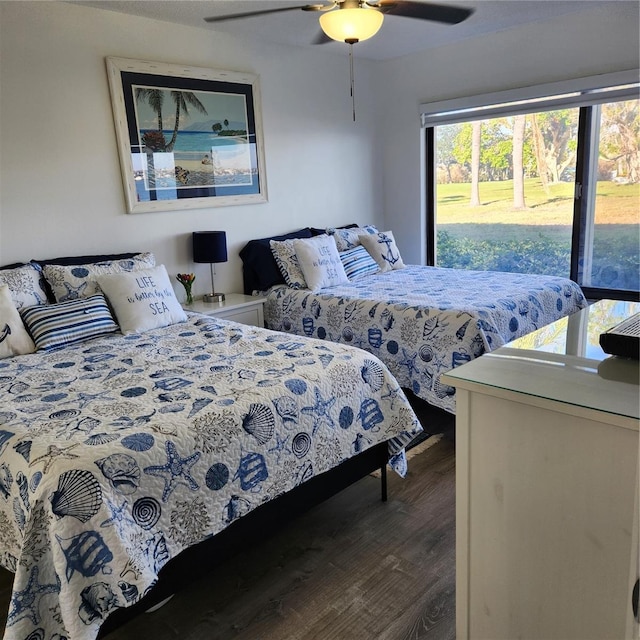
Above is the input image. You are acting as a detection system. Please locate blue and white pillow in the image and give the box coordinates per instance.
[329,225,379,252]
[359,231,406,272]
[292,235,349,291]
[339,246,380,280]
[43,252,156,302]
[20,294,119,351]
[270,239,307,289]
[0,263,48,309]
[96,265,187,334]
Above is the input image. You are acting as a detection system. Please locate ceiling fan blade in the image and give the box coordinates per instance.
[371,1,473,24]
[311,29,333,45]
[204,4,328,24]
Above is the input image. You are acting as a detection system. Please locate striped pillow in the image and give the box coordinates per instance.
[339,246,380,280]
[20,294,118,351]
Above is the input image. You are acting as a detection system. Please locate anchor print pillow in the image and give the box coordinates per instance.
[360,230,406,272]
[97,264,187,334]
[43,252,156,302]
[0,285,35,358]
[0,263,48,309]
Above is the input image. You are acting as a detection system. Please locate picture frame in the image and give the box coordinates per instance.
[106,57,268,214]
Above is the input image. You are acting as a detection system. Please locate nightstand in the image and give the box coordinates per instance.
[184,294,265,327]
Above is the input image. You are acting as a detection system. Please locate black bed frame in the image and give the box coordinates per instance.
[98,441,389,637]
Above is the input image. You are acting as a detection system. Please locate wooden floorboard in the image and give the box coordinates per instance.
[0,437,456,640]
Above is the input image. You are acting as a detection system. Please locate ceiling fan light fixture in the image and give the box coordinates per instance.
[319,7,384,43]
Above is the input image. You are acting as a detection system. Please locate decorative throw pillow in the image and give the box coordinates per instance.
[96,265,187,334]
[329,225,379,252]
[20,294,118,352]
[359,231,406,272]
[0,285,35,358]
[292,235,349,292]
[270,239,307,289]
[43,252,156,302]
[339,246,380,280]
[0,263,48,309]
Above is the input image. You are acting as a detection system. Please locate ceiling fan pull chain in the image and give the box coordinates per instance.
[349,41,356,121]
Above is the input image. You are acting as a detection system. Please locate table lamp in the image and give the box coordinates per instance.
[192,231,227,303]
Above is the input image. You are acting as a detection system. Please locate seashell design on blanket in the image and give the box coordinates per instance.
[291,432,311,458]
[132,496,161,530]
[242,404,275,444]
[272,396,298,425]
[95,453,141,495]
[121,433,154,452]
[51,469,102,523]
[78,581,118,625]
[361,359,385,392]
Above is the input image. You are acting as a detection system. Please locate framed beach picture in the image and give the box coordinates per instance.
[106,57,268,213]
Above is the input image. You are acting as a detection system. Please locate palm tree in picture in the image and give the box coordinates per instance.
[135,88,167,150]
[165,91,208,152]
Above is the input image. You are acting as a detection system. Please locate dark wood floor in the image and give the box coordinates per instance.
[0,436,456,640]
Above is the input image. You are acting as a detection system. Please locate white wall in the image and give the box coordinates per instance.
[0,1,381,296]
[376,1,640,264]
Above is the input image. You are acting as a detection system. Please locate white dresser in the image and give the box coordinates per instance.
[443,299,640,640]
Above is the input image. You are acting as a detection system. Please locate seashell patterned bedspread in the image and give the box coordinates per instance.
[0,315,421,640]
[264,265,588,414]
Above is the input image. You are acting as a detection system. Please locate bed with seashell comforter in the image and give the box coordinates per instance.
[0,314,421,640]
[263,265,588,414]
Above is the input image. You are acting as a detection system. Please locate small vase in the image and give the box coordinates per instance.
[184,287,193,306]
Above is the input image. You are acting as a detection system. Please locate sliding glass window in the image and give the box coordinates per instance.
[423,74,639,300]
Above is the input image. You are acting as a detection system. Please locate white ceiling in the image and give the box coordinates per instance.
[71,0,622,61]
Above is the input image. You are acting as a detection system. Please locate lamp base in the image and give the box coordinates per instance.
[202,292,225,303]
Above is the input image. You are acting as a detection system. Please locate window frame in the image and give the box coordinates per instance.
[424,74,640,302]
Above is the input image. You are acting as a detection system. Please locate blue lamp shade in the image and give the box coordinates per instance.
[192,231,228,264]
[192,231,227,302]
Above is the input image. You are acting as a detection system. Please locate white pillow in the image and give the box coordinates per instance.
[270,239,307,289]
[0,285,35,358]
[96,265,187,334]
[292,235,349,292]
[43,252,156,302]
[359,231,406,272]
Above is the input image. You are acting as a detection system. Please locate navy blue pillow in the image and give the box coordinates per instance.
[239,229,313,294]
[308,223,359,236]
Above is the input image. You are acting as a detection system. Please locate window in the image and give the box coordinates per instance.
[423,72,639,301]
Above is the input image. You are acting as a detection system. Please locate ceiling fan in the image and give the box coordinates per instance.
[203,1,474,45]
[204,1,474,120]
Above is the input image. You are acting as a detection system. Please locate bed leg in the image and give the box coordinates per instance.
[380,463,387,502]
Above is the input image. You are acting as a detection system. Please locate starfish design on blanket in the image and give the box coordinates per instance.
[7,565,60,626]
[100,498,136,536]
[144,441,201,502]
[301,387,336,435]
[267,433,289,464]
[398,349,419,378]
[29,443,80,473]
